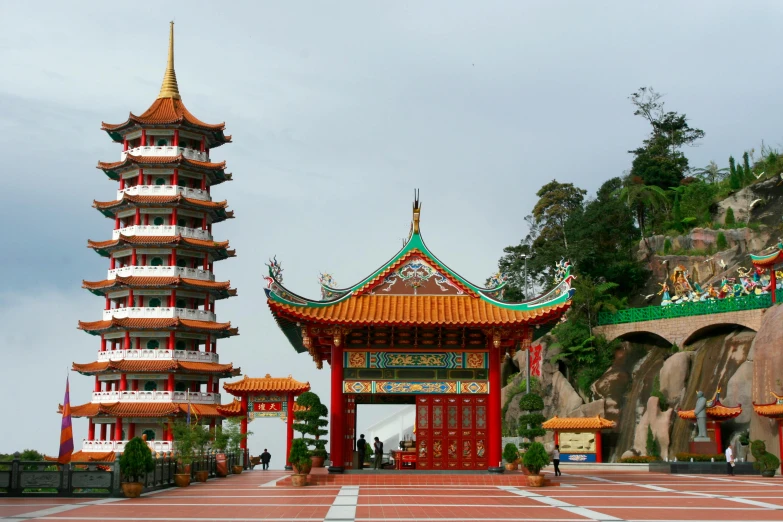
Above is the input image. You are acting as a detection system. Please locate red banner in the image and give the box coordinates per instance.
[252,402,282,412]
[529,344,542,377]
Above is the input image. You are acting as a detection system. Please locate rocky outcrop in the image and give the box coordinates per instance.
[659,351,695,408]
[567,399,606,418]
[725,360,754,425]
[626,396,674,460]
[750,304,783,461]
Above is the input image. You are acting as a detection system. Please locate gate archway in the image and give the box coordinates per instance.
[218,374,310,468]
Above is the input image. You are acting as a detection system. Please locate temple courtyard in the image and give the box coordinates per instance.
[1,469,782,521]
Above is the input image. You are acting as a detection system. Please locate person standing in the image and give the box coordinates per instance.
[356,434,367,470]
[373,437,383,470]
[260,449,271,471]
[553,445,561,476]
[725,445,734,476]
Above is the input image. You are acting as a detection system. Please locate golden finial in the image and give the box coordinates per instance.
[157,21,181,100]
[411,189,421,235]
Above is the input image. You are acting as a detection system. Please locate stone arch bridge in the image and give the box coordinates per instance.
[593,308,767,347]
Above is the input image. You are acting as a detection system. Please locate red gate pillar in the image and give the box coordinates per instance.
[771,269,777,303]
[240,395,249,450]
[595,430,603,463]
[285,392,295,469]
[488,345,502,471]
[329,341,345,473]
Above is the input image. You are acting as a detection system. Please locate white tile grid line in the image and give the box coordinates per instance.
[677,473,783,488]
[324,485,359,522]
[499,486,624,522]
[0,497,123,521]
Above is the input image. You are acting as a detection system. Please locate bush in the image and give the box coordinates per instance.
[503,443,520,464]
[119,437,155,483]
[675,453,725,462]
[751,440,781,473]
[725,207,735,226]
[716,232,728,251]
[293,392,329,455]
[522,442,550,474]
[663,238,672,255]
[739,431,750,446]
[288,439,311,472]
[646,426,660,458]
[650,376,668,411]
[518,393,546,449]
[171,420,197,465]
[619,455,660,463]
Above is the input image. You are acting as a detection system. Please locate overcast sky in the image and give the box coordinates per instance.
[1,1,782,467]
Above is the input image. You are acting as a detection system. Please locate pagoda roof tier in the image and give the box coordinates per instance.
[78,317,238,338]
[265,197,574,354]
[223,374,311,396]
[83,276,235,299]
[72,359,239,377]
[64,401,227,419]
[93,195,233,222]
[87,235,235,260]
[752,391,783,419]
[677,391,742,422]
[97,154,231,184]
[751,242,783,268]
[101,23,230,148]
[542,416,617,431]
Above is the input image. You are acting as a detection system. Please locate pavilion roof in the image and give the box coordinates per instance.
[223,374,311,395]
[87,235,234,259]
[97,155,227,173]
[677,396,742,422]
[78,317,238,338]
[82,276,235,299]
[100,23,230,147]
[751,243,783,268]
[752,391,783,419]
[63,401,226,419]
[542,416,617,431]
[93,195,233,221]
[72,359,239,377]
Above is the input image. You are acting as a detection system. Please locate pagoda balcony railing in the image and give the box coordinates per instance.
[113,225,212,241]
[102,306,216,322]
[97,349,219,364]
[122,145,209,162]
[81,439,173,453]
[596,290,781,326]
[108,265,214,282]
[91,391,221,404]
[117,185,210,202]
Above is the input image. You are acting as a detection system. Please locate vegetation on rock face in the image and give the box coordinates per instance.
[725,206,735,225]
[646,426,661,458]
[518,393,546,449]
[650,376,669,411]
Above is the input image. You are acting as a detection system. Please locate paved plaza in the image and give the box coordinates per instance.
[1,469,782,521]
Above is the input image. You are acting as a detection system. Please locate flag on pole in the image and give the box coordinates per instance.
[186,389,191,425]
[58,376,74,464]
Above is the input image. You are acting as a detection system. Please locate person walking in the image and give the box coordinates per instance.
[725,444,734,476]
[260,449,271,471]
[373,437,383,470]
[553,445,561,476]
[356,434,367,470]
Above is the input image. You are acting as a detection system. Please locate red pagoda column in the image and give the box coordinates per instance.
[240,395,249,450]
[771,269,777,304]
[286,392,295,469]
[488,343,502,470]
[329,340,345,472]
[595,430,603,463]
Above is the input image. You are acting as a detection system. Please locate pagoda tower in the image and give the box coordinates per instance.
[63,23,240,460]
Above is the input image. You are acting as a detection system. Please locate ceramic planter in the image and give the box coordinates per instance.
[121,482,144,498]
[232,465,243,475]
[311,456,326,468]
[291,474,308,487]
[174,474,191,487]
[527,474,545,487]
[194,470,209,482]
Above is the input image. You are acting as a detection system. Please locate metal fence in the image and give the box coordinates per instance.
[596,290,781,326]
[0,451,247,497]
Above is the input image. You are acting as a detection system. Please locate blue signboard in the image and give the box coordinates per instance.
[562,453,596,463]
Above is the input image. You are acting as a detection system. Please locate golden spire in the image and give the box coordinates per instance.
[157,21,181,100]
[411,189,421,235]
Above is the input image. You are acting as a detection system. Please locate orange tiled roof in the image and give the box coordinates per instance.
[223,374,311,395]
[542,416,617,431]
[82,276,234,294]
[72,359,239,376]
[97,154,226,172]
[102,98,227,132]
[678,401,743,421]
[753,398,783,418]
[94,195,230,211]
[270,295,568,326]
[78,317,238,336]
[66,401,226,419]
[46,451,117,463]
[88,235,232,251]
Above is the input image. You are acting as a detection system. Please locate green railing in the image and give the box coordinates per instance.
[597,290,780,326]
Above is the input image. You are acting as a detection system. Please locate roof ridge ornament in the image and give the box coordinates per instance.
[157,21,181,100]
[411,189,421,236]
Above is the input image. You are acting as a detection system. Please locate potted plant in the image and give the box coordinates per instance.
[738,430,750,461]
[119,437,155,498]
[522,442,550,487]
[192,424,212,482]
[289,439,311,487]
[292,392,329,468]
[503,443,520,471]
[212,423,230,477]
[224,417,252,474]
[171,420,196,487]
[751,439,780,478]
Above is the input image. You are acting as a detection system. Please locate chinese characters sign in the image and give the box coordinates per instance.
[248,394,288,419]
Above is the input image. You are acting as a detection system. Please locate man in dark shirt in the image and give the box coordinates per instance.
[356,434,367,470]
[260,449,271,470]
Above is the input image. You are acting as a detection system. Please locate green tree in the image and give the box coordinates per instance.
[716,232,728,251]
[646,426,660,458]
[691,161,728,184]
[532,180,587,250]
[725,207,735,226]
[743,151,754,185]
[517,393,546,450]
[119,437,155,483]
[615,175,669,238]
[728,156,741,190]
[292,392,329,457]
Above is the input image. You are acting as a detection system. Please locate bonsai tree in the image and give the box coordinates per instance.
[292,392,329,458]
[751,439,780,476]
[171,419,197,468]
[119,437,155,483]
[288,438,311,474]
[503,443,520,464]
[522,442,550,475]
[518,393,546,449]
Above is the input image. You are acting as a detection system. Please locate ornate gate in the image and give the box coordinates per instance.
[415,395,487,470]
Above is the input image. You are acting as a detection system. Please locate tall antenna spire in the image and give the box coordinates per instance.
[157,21,181,100]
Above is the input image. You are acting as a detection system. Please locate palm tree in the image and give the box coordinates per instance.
[614,176,669,239]
[692,161,729,184]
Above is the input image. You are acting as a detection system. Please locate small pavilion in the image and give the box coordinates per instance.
[752,392,783,474]
[677,390,741,454]
[542,416,616,463]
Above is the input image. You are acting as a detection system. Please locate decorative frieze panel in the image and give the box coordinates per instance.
[343,380,488,395]
[345,351,487,369]
[247,393,289,420]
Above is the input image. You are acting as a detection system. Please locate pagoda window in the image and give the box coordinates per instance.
[144,381,157,391]
[142,429,156,441]
[150,257,163,266]
[157,139,168,146]
[148,298,162,307]
[176,298,187,308]
[177,178,187,187]
[176,340,187,351]
[153,216,165,226]
[175,381,188,392]
[176,259,187,268]
[155,177,166,185]
[177,218,187,227]
[146,339,160,350]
